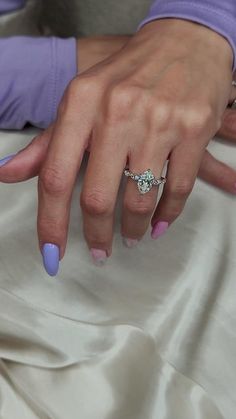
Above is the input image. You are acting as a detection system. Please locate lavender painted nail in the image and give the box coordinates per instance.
[151,221,169,239]
[0,154,16,168]
[42,243,60,276]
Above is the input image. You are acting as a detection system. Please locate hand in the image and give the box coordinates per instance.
[2,108,236,194]
[1,34,235,193]
[0,22,234,275]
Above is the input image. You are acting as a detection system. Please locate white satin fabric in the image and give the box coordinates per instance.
[0,128,236,419]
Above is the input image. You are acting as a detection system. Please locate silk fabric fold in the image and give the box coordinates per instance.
[0,129,236,418]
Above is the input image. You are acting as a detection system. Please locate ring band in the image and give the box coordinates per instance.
[124,168,166,194]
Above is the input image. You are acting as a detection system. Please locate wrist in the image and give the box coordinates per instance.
[136,18,233,70]
[77,35,130,73]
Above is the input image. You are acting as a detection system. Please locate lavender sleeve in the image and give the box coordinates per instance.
[0,0,26,14]
[0,37,77,129]
[0,1,77,130]
[138,0,236,71]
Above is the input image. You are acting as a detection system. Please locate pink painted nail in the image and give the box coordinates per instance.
[151,221,169,239]
[123,237,139,248]
[90,248,107,266]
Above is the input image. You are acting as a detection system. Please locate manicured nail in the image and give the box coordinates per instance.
[42,243,60,276]
[123,237,139,248]
[0,154,16,168]
[151,221,169,239]
[90,248,107,266]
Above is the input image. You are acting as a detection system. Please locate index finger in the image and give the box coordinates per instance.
[38,80,96,276]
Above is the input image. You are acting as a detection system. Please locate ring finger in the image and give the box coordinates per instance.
[121,143,169,245]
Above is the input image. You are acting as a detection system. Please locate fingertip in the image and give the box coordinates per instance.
[0,153,18,168]
[151,221,169,239]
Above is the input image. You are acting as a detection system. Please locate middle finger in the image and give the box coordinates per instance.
[80,116,128,263]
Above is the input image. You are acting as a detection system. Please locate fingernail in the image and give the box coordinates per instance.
[90,248,107,266]
[123,237,139,248]
[151,221,169,239]
[42,243,60,276]
[0,154,16,168]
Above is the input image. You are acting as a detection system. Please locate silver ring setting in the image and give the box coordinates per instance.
[124,168,166,194]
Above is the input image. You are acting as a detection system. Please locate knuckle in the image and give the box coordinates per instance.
[154,99,172,121]
[184,106,214,137]
[40,165,68,196]
[68,75,98,98]
[81,191,113,217]
[124,198,154,217]
[59,75,100,117]
[169,179,193,198]
[150,99,174,132]
[106,83,142,122]
[63,78,83,106]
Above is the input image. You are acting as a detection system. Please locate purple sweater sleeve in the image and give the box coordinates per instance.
[0,37,77,129]
[0,1,77,130]
[138,0,236,71]
[0,0,25,14]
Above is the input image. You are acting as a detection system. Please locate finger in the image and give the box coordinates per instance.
[0,126,53,183]
[121,145,169,245]
[217,109,236,143]
[38,81,95,275]
[38,120,89,266]
[80,119,128,264]
[198,149,236,194]
[150,142,204,239]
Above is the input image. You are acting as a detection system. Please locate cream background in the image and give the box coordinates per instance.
[0,0,236,418]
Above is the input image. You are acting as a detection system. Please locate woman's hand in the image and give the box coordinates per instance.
[0,21,234,274]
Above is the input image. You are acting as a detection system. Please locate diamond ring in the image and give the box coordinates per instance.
[124,168,166,194]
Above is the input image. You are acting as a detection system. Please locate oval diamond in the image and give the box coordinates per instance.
[137,170,155,194]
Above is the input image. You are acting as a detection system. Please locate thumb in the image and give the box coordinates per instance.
[0,126,53,183]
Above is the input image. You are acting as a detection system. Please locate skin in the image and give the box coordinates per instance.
[0,23,235,263]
